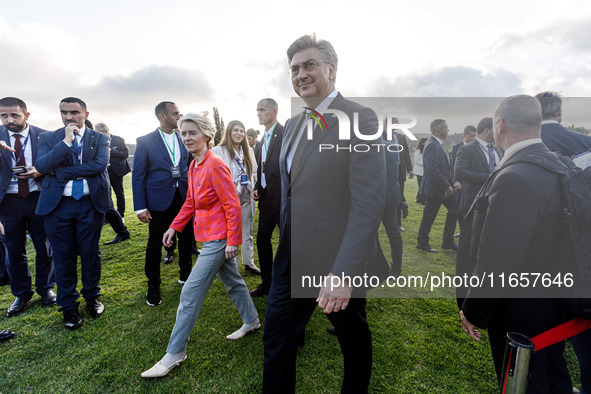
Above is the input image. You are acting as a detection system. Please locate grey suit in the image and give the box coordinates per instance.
[263,93,387,393]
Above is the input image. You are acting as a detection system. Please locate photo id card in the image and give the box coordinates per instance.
[171,165,181,178]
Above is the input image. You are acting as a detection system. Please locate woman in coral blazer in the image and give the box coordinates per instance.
[141,112,259,379]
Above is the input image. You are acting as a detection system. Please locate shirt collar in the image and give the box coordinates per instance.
[313,89,339,113]
[541,120,559,125]
[9,124,30,139]
[500,138,543,165]
[78,125,86,138]
[432,135,443,145]
[475,137,489,148]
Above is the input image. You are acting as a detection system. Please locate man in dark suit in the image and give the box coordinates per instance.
[0,97,55,317]
[132,101,192,306]
[262,34,386,393]
[250,98,284,297]
[395,130,413,231]
[454,118,502,221]
[36,97,109,329]
[0,220,15,342]
[94,122,131,218]
[536,90,591,394]
[450,125,477,174]
[536,91,591,157]
[93,122,130,245]
[450,125,476,232]
[416,119,460,253]
[459,95,571,392]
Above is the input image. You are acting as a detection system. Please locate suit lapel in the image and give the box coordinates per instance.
[153,129,173,166]
[0,127,12,168]
[291,95,345,181]
[475,142,489,170]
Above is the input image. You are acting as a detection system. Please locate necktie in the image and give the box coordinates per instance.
[487,144,497,173]
[261,131,272,188]
[71,133,84,200]
[13,134,30,198]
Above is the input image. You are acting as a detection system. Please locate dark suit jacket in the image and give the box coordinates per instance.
[396,132,412,181]
[450,141,464,181]
[454,140,503,215]
[541,122,591,157]
[108,134,131,177]
[420,136,453,200]
[456,143,571,388]
[457,143,566,315]
[254,122,284,210]
[276,93,387,296]
[132,129,189,212]
[35,127,110,215]
[0,125,46,205]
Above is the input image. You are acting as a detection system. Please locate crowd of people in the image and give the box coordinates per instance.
[1,33,591,392]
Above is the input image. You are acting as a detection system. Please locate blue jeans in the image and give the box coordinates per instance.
[167,239,258,353]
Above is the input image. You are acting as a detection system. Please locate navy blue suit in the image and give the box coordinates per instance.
[541,122,591,157]
[36,127,109,310]
[417,136,458,247]
[0,125,54,298]
[132,129,192,285]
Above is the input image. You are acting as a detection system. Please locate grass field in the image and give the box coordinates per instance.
[0,177,582,393]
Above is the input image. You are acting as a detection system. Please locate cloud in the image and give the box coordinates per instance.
[87,66,214,113]
[369,66,524,97]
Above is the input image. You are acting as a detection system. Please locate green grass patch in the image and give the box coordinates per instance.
[0,176,581,392]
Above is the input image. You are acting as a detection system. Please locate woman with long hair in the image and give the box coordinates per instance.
[211,121,260,275]
[141,113,259,379]
[413,137,428,205]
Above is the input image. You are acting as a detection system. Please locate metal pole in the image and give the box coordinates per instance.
[500,332,534,394]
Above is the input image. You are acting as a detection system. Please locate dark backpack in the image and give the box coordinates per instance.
[512,152,591,318]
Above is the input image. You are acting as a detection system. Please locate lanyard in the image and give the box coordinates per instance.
[233,151,246,174]
[262,122,278,162]
[12,133,30,165]
[159,128,176,163]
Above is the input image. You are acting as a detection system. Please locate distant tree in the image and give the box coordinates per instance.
[568,124,590,136]
[213,107,225,145]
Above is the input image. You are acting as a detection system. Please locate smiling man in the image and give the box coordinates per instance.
[262,34,386,393]
[35,97,110,330]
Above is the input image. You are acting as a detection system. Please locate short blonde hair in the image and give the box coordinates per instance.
[179,112,215,148]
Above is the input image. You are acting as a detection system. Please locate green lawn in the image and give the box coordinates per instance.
[0,177,581,393]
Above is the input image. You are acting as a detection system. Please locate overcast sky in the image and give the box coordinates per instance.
[2,0,591,141]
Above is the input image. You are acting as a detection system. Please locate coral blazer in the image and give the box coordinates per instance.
[170,149,242,245]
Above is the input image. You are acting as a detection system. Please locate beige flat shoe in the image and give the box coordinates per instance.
[140,356,187,378]
[226,323,261,340]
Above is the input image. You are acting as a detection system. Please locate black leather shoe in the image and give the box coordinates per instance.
[327,326,337,336]
[401,202,409,219]
[6,294,33,317]
[86,299,104,318]
[0,329,16,342]
[64,307,83,330]
[416,244,438,253]
[41,290,57,306]
[105,230,130,245]
[441,242,458,251]
[163,251,174,265]
[249,285,269,297]
[245,265,261,275]
[146,284,162,306]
